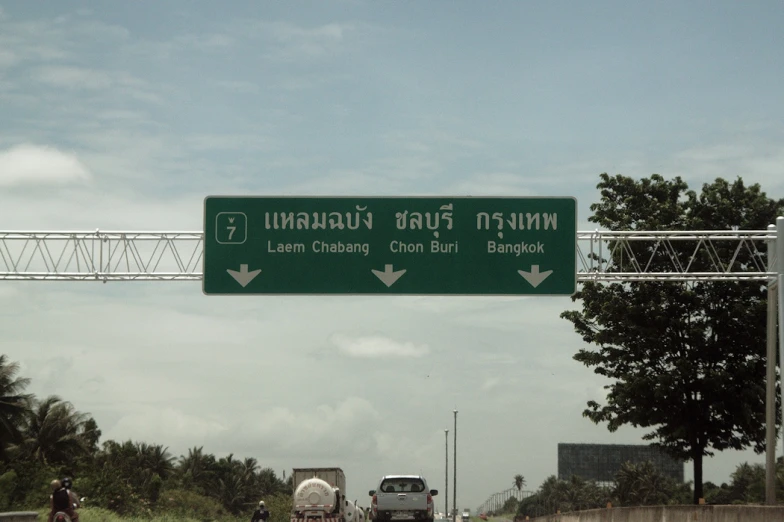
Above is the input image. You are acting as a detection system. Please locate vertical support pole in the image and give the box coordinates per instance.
[453,409,457,522]
[777,217,784,461]
[445,429,449,518]
[766,223,777,504]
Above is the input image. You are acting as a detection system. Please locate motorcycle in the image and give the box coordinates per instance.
[52,512,71,522]
[52,496,84,522]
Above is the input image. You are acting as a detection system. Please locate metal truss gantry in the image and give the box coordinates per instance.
[0,229,777,282]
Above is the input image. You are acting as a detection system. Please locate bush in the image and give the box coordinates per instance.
[157,488,231,521]
[265,492,295,522]
[0,470,18,510]
[3,459,60,510]
[37,505,220,522]
[75,466,150,517]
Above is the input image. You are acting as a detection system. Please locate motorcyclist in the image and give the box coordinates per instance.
[251,500,269,522]
[49,479,79,522]
[61,477,81,509]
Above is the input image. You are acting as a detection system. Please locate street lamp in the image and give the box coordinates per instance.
[453,409,457,522]
[445,429,449,517]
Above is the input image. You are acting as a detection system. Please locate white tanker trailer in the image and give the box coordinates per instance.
[344,499,365,522]
[291,468,347,522]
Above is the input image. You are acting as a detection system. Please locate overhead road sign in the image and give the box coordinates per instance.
[203,196,577,295]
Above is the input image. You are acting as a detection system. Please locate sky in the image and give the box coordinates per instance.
[1,0,784,512]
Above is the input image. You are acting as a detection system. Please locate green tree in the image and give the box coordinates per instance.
[612,460,680,506]
[0,355,33,462]
[177,445,216,494]
[0,470,18,510]
[561,174,784,504]
[12,395,90,467]
[136,442,175,484]
[266,491,296,522]
[523,475,608,515]
[257,467,289,496]
[514,474,525,492]
[80,441,145,515]
[501,496,518,514]
[80,418,101,456]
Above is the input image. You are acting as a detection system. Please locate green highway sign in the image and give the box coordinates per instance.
[203,196,577,296]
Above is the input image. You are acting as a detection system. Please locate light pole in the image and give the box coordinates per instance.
[766,223,776,504]
[445,429,449,517]
[453,409,457,522]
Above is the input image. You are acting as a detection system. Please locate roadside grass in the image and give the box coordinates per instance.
[34,506,247,521]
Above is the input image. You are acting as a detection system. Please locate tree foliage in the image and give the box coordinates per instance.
[501,496,518,514]
[612,460,685,506]
[0,355,291,520]
[561,174,784,504]
[0,354,33,462]
[511,457,784,515]
[516,475,610,517]
[12,395,92,465]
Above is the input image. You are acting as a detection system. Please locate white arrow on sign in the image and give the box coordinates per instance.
[517,265,553,288]
[371,264,406,287]
[226,264,261,287]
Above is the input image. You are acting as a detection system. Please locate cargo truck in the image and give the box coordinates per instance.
[291,467,347,522]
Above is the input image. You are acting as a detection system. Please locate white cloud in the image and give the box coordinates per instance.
[331,334,430,358]
[231,397,379,451]
[30,66,160,103]
[391,296,527,314]
[447,173,538,196]
[250,21,353,62]
[668,142,784,192]
[481,377,500,391]
[100,397,386,465]
[0,188,204,230]
[214,79,260,94]
[0,143,91,186]
[0,48,17,67]
[108,406,230,444]
[172,33,236,50]
[33,65,113,90]
[270,22,347,44]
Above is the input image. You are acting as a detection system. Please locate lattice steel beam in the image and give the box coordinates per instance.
[578,229,777,282]
[0,229,778,282]
[0,231,203,281]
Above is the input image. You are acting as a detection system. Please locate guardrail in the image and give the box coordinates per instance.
[0,512,39,522]
[517,504,784,521]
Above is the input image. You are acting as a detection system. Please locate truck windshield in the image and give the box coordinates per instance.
[379,478,426,493]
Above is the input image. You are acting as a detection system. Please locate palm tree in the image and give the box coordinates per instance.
[12,395,90,466]
[241,457,259,480]
[514,474,526,493]
[136,442,175,484]
[613,460,677,506]
[178,446,216,493]
[217,473,247,514]
[258,467,286,496]
[12,395,89,464]
[0,355,33,461]
[81,417,102,455]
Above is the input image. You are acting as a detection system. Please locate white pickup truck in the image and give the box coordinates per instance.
[369,475,437,522]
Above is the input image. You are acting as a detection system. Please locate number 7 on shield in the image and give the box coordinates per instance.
[215,212,247,244]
